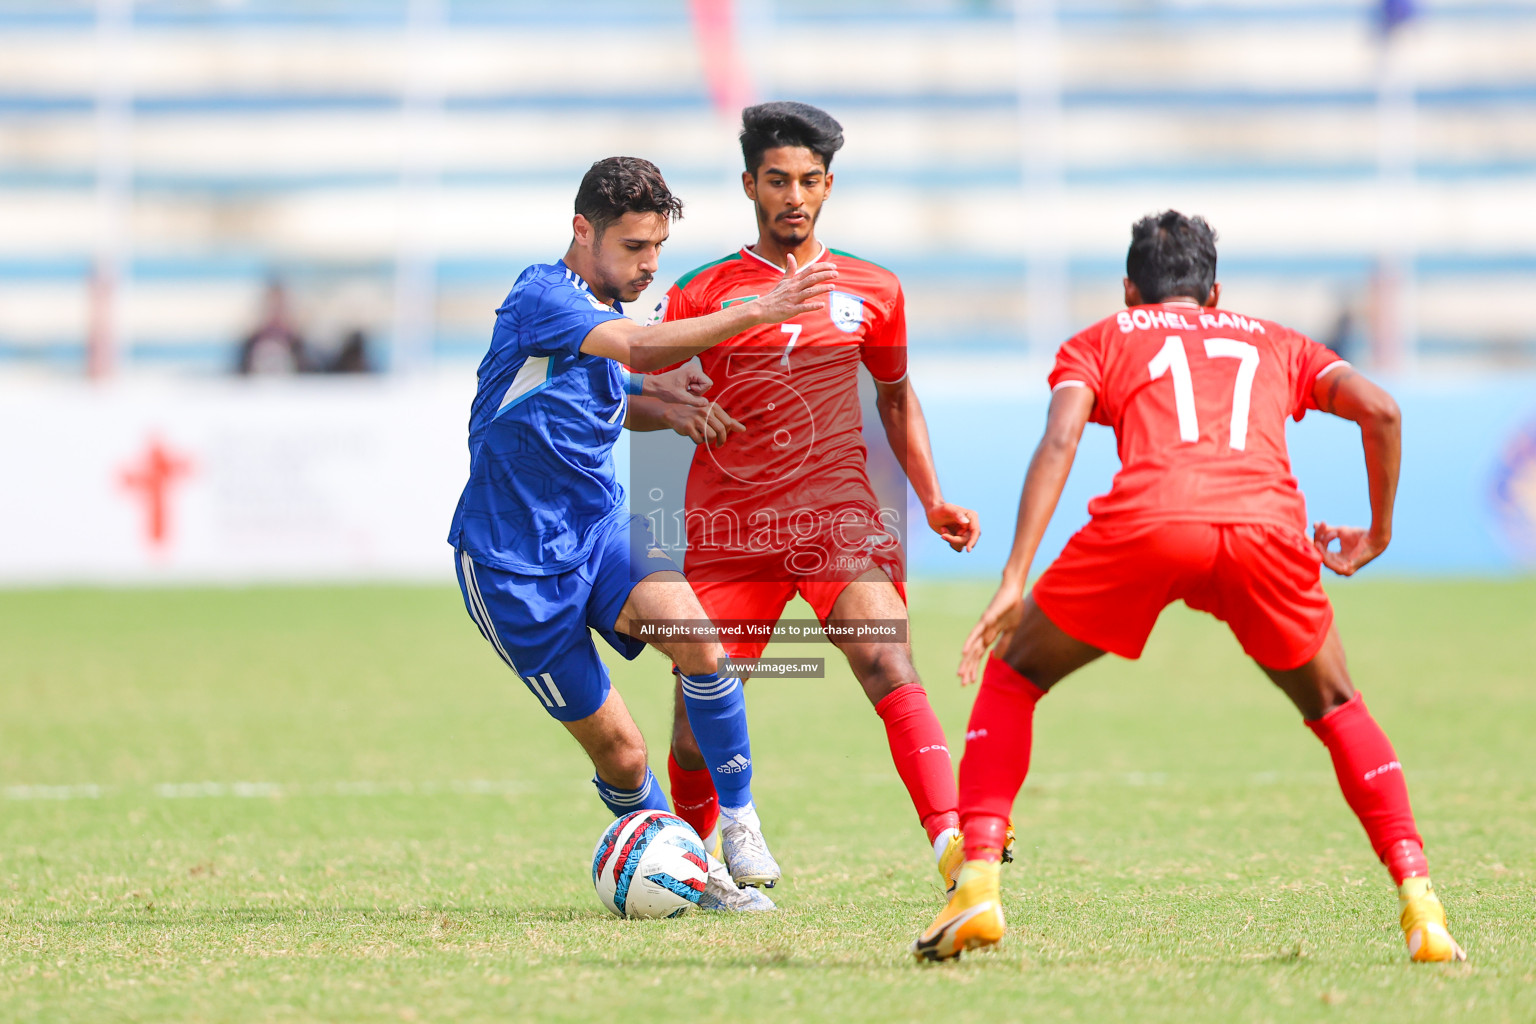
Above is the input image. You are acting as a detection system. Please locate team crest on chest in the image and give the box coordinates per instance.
[829,291,865,333]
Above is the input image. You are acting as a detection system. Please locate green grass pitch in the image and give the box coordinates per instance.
[1,579,1533,1022]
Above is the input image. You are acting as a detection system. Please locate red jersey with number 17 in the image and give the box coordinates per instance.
[662,245,906,527]
[1050,301,1347,533]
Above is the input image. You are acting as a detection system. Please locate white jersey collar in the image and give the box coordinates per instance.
[740,243,828,274]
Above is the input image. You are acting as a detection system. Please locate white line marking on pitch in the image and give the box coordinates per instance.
[2,780,553,801]
[3,770,1398,803]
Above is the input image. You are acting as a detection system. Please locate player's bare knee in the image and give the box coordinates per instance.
[995,644,1059,692]
[1265,670,1350,721]
[1265,639,1355,720]
[591,732,649,789]
[670,729,706,771]
[852,645,920,704]
[1313,678,1356,718]
[669,642,723,678]
[605,745,650,790]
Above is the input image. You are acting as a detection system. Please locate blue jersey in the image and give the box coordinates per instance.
[448,261,630,575]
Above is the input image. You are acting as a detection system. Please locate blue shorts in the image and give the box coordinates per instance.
[455,513,680,722]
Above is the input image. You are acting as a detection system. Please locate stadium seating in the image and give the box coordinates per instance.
[0,0,1532,373]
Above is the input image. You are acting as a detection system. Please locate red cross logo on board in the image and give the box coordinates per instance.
[119,437,194,551]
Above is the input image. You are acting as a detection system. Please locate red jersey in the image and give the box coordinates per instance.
[1049,301,1346,532]
[662,245,906,563]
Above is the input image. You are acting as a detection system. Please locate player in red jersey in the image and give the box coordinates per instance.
[913,211,1465,963]
[626,102,984,891]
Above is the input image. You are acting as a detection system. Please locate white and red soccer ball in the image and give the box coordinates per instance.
[591,809,709,919]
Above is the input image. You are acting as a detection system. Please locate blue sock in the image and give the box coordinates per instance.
[678,671,754,808]
[591,766,669,817]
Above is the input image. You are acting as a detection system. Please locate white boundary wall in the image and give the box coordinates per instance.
[0,376,472,584]
[3,366,1533,584]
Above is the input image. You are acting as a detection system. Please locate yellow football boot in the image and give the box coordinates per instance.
[940,820,1016,893]
[1399,877,1466,963]
[938,831,965,892]
[913,860,1005,962]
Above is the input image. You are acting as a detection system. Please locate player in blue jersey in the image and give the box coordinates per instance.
[449,157,836,909]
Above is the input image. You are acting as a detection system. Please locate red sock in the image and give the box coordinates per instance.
[874,684,959,843]
[666,749,719,840]
[958,655,1045,862]
[1306,692,1426,883]
[1383,838,1429,883]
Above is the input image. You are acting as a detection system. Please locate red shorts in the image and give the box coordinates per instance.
[1031,519,1333,671]
[689,561,906,660]
[685,502,906,660]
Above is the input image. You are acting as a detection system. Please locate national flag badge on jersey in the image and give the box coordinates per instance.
[829,290,865,333]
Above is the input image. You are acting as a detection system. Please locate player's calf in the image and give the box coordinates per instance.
[872,682,960,852]
[837,619,963,879]
[1292,667,1467,962]
[675,668,779,888]
[620,579,779,885]
[667,673,722,843]
[1277,635,1468,964]
[667,747,720,845]
[560,689,651,788]
[955,656,1046,856]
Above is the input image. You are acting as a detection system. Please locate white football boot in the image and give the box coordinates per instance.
[698,853,776,911]
[719,803,781,889]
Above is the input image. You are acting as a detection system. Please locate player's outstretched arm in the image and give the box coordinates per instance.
[957,386,1094,685]
[1311,366,1402,576]
[581,253,836,371]
[873,376,979,551]
[622,364,702,432]
[639,360,713,406]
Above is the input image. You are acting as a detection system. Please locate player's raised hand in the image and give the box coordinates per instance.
[1312,520,1388,576]
[751,251,838,324]
[644,360,712,407]
[927,501,981,552]
[958,585,1025,686]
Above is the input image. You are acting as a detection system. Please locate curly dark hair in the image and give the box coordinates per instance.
[739,101,845,174]
[1126,210,1219,305]
[573,157,684,238]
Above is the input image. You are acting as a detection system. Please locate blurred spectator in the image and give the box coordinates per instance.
[326,330,375,374]
[1323,293,1361,364]
[236,281,311,375]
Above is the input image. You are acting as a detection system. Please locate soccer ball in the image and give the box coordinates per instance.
[591,809,709,919]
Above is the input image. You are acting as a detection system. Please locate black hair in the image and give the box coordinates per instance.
[573,156,684,237]
[1126,210,1218,304]
[739,101,845,174]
